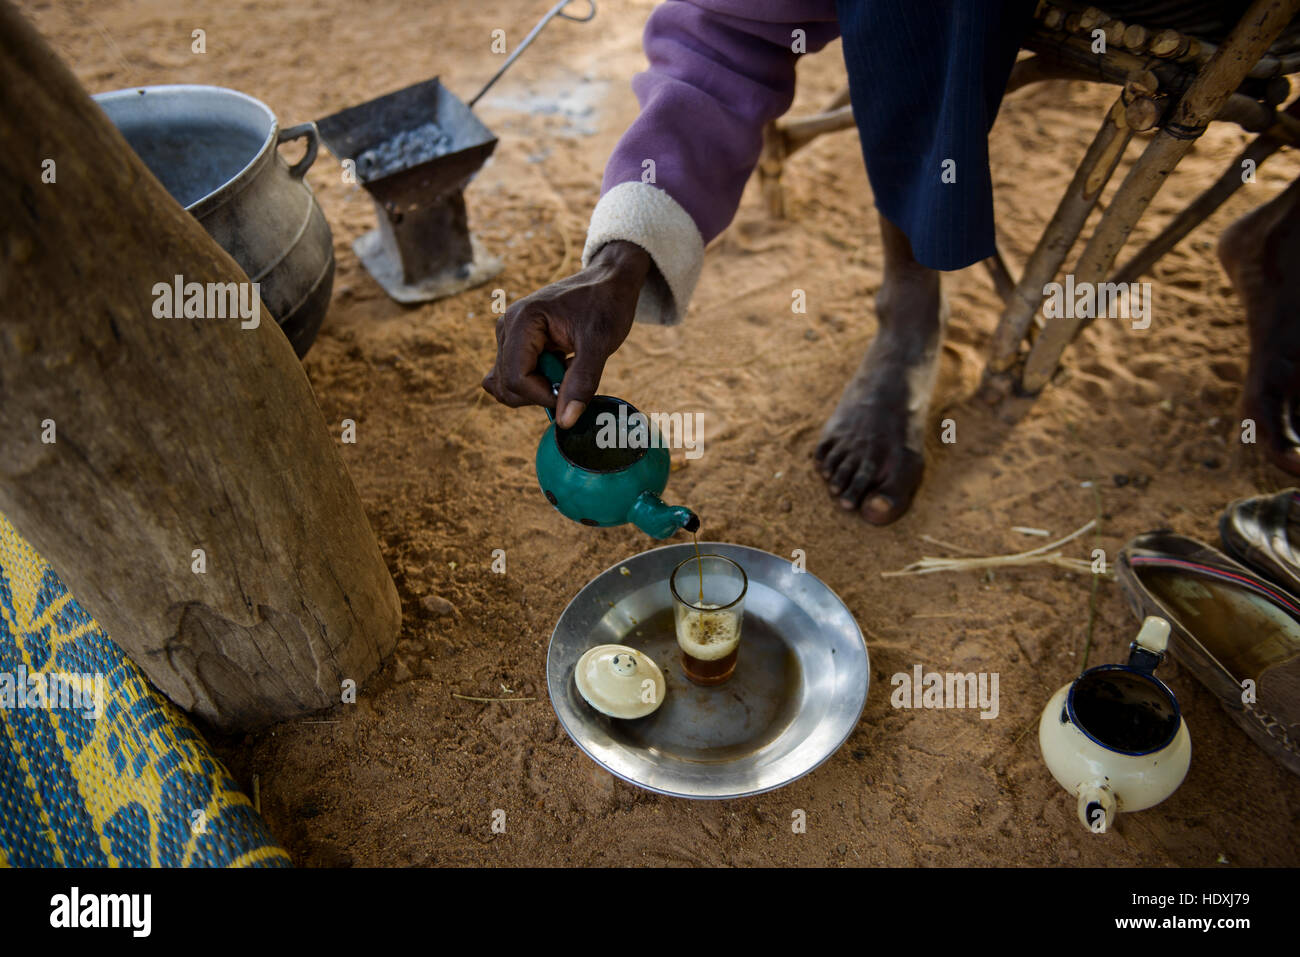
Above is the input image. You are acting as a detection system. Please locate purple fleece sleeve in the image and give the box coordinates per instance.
[601,0,841,245]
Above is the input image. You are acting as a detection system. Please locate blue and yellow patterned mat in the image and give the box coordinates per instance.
[0,513,290,867]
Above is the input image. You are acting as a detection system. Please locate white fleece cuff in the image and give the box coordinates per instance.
[582,181,705,326]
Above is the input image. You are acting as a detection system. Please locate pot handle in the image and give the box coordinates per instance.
[278,122,320,180]
[537,350,567,423]
[1126,615,1171,674]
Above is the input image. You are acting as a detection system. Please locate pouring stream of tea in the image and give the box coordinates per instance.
[693,530,704,604]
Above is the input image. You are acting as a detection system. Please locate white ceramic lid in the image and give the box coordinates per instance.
[573,644,665,719]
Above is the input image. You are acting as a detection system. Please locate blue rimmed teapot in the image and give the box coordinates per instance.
[1038,616,1192,833]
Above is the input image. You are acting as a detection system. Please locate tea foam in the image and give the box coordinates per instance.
[677,604,741,661]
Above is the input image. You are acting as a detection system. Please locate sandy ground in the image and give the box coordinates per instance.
[23,0,1300,865]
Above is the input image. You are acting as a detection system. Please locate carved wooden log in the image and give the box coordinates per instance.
[0,1,401,730]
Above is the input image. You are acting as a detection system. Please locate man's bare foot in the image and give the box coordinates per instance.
[814,262,945,524]
[1218,178,1300,475]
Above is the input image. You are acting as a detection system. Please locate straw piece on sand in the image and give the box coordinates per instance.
[882,520,1102,578]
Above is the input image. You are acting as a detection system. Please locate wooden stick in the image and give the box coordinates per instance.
[1149,29,1184,58]
[919,534,978,555]
[822,86,851,112]
[757,95,856,220]
[1261,75,1291,106]
[1023,28,1161,86]
[1193,38,1287,79]
[1111,128,1288,285]
[1104,20,1127,50]
[987,95,1132,373]
[1006,55,1065,94]
[758,120,786,219]
[1121,23,1150,52]
[982,248,1017,303]
[780,104,856,153]
[1124,94,1161,132]
[1078,7,1107,32]
[1217,93,1280,133]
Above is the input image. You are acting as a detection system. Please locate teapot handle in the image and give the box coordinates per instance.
[1126,615,1171,674]
[537,351,567,423]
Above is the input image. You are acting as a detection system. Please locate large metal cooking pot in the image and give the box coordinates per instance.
[94,85,334,357]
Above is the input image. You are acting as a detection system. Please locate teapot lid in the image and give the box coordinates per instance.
[574,644,665,719]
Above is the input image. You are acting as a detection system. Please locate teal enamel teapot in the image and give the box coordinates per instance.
[534,351,699,538]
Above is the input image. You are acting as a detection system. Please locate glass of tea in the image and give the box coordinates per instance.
[669,554,747,686]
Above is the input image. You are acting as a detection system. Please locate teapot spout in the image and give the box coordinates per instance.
[627,491,700,539]
[1077,785,1116,834]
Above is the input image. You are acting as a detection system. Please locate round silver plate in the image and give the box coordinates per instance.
[547,543,869,799]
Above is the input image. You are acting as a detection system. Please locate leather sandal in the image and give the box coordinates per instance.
[1219,488,1300,599]
[1117,531,1300,777]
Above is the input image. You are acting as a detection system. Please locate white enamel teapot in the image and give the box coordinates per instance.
[1038,616,1191,833]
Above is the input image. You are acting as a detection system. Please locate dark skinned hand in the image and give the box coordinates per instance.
[482,240,652,428]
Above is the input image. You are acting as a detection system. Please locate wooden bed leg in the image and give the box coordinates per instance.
[1020,0,1300,394]
[759,93,855,218]
[1112,110,1299,284]
[987,95,1133,375]
[823,85,851,112]
[982,248,1017,303]
[759,120,787,218]
[781,105,857,154]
